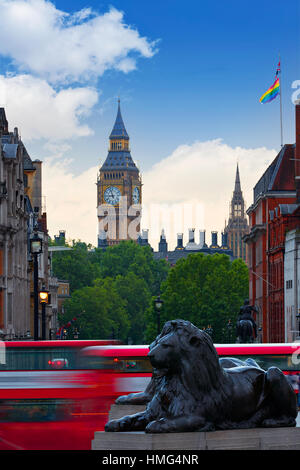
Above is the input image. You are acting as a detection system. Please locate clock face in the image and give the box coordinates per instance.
[104,186,121,205]
[132,186,140,204]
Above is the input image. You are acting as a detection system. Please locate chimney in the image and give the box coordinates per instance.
[210,231,218,248]
[199,230,207,248]
[158,229,168,253]
[295,100,300,202]
[188,228,195,243]
[221,232,228,249]
[175,233,184,250]
[142,229,149,242]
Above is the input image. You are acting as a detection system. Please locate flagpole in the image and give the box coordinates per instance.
[279,53,283,148]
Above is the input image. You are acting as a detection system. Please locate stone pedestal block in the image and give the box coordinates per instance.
[109,404,146,420]
[92,427,300,450]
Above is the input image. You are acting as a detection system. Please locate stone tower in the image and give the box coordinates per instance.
[97,100,142,246]
[224,164,249,263]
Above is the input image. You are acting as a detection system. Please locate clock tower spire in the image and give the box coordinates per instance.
[97,100,142,246]
[224,163,249,262]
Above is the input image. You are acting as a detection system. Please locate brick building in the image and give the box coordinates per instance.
[244,100,300,342]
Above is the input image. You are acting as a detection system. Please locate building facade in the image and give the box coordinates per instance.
[244,100,300,343]
[224,164,249,263]
[97,101,142,247]
[0,108,30,338]
[284,228,300,342]
[0,107,53,339]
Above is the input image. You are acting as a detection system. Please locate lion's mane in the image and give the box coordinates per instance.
[150,320,228,406]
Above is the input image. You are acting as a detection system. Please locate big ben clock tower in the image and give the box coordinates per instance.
[97,100,142,246]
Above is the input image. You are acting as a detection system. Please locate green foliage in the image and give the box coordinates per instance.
[61,278,129,341]
[113,272,151,344]
[51,240,102,293]
[54,240,169,343]
[52,237,248,345]
[145,253,249,344]
[98,241,169,296]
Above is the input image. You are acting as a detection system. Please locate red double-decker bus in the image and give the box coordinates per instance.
[0,339,121,450]
[0,339,122,371]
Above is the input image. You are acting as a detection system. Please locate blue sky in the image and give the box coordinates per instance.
[15,0,300,173]
[0,0,299,246]
[52,0,300,172]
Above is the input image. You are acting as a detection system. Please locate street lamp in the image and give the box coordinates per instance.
[39,286,49,340]
[30,230,43,341]
[154,295,164,335]
[296,310,300,338]
[226,319,233,343]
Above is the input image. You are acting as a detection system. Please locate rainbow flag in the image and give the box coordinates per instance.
[259,77,280,104]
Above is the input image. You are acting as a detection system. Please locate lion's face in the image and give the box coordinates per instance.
[148,320,220,376]
[148,331,185,372]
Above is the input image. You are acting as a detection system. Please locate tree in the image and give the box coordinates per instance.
[61,278,129,341]
[51,241,102,293]
[55,240,169,343]
[114,272,151,344]
[98,241,169,295]
[145,253,249,343]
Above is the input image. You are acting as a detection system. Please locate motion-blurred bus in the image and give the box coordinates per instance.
[0,339,121,450]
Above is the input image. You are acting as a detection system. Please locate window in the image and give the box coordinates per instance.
[234,203,242,217]
[286,280,293,290]
[80,355,152,373]
[0,399,73,422]
[0,348,79,370]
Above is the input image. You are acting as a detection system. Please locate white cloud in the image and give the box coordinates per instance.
[43,156,99,246]
[43,139,277,250]
[0,74,98,140]
[0,0,157,83]
[142,139,277,249]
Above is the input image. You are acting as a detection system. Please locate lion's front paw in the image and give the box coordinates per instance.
[105,416,137,432]
[145,419,169,433]
[105,419,121,432]
[115,395,129,404]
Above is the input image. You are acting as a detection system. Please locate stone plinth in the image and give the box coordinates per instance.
[109,405,146,420]
[92,427,300,450]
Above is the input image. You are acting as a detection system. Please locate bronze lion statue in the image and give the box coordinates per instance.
[105,319,297,433]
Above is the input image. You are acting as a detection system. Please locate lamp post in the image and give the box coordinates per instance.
[227,319,233,343]
[296,310,300,339]
[154,295,164,335]
[39,286,49,340]
[30,230,43,341]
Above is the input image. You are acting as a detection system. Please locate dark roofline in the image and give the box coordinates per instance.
[253,144,295,204]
